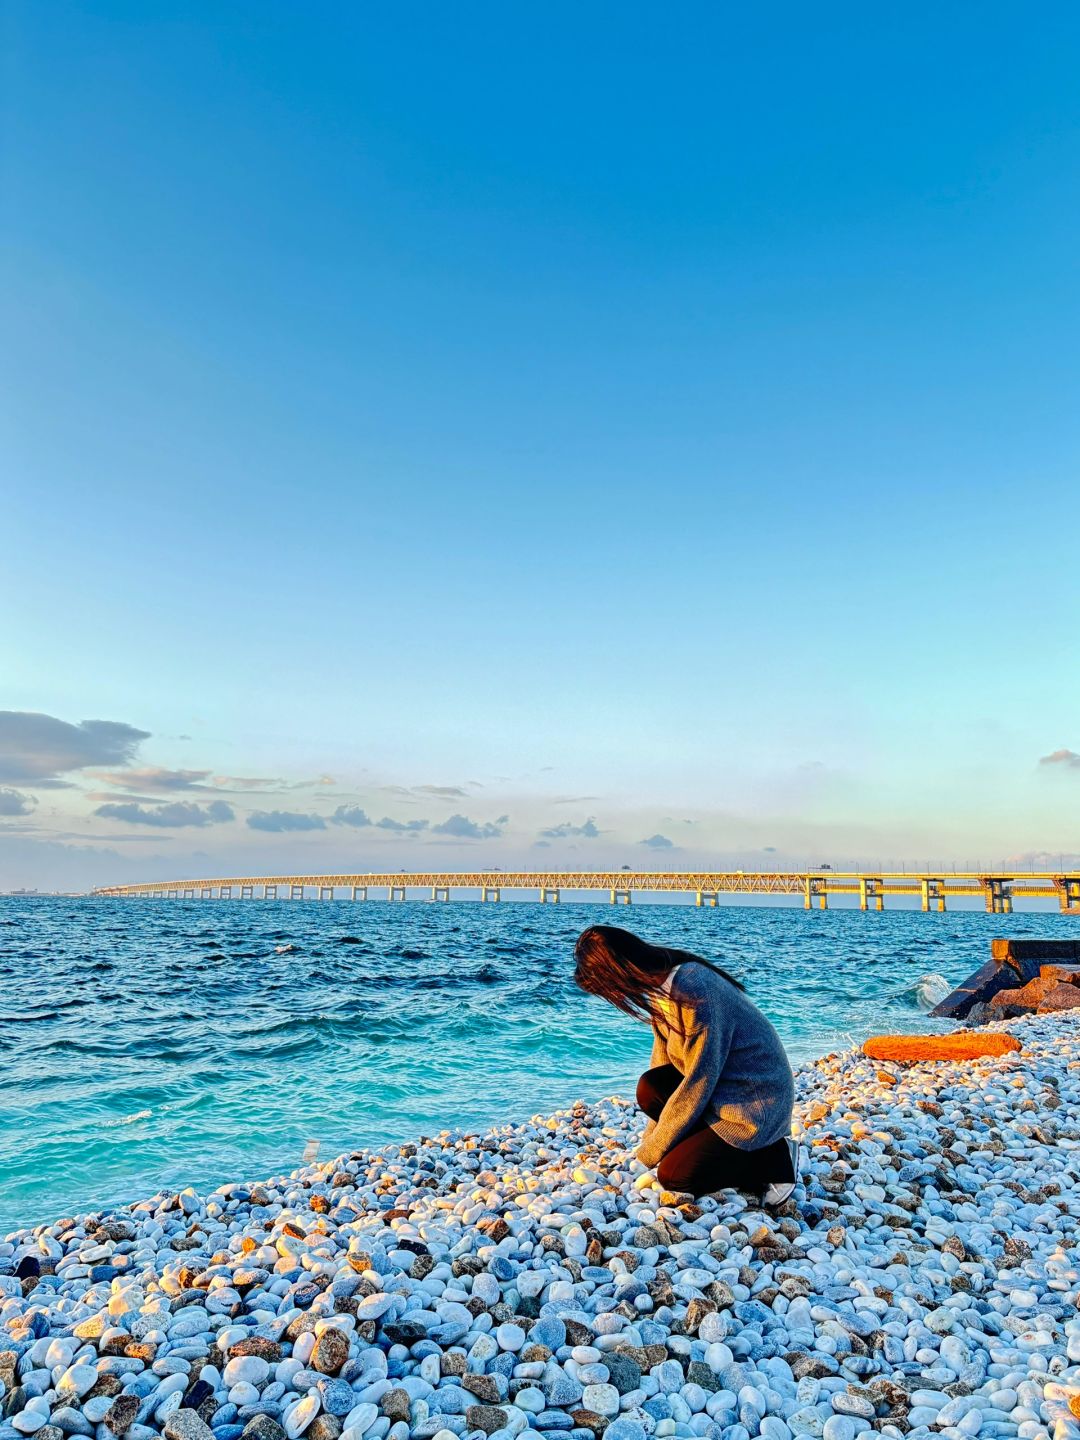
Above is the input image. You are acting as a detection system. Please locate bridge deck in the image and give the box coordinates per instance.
[92,868,1080,911]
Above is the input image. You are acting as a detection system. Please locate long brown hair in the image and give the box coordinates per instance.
[572,925,744,1029]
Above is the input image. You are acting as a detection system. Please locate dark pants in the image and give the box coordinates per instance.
[637,1064,794,1198]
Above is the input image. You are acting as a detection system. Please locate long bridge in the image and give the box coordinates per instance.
[92,869,1080,912]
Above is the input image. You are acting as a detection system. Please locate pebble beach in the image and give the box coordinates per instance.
[3,1012,1079,1440]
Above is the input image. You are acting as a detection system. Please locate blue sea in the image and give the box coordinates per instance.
[2,896,1075,1231]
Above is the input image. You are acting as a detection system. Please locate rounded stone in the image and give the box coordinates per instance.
[581,1387,620,1419]
[225,1359,271,1389]
[312,1332,350,1377]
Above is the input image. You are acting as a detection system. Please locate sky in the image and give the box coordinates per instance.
[2,3,1079,890]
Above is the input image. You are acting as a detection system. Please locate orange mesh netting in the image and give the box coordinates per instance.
[862,1033,1022,1062]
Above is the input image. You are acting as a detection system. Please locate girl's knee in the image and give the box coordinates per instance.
[656,1151,692,1194]
[636,1070,661,1115]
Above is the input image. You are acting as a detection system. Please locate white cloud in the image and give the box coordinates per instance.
[432,813,508,840]
[94,800,235,828]
[0,711,149,785]
[247,810,326,832]
[331,805,372,827]
[539,816,601,839]
[376,816,429,833]
[1040,749,1080,770]
[0,788,36,817]
[95,767,212,791]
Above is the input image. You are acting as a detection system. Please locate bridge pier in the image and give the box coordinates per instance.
[318,886,334,901]
[610,889,632,905]
[200,888,212,900]
[290,885,305,900]
[481,886,500,902]
[696,891,718,907]
[984,878,1012,914]
[219,886,233,900]
[388,885,407,902]
[804,878,828,910]
[241,885,254,900]
[167,889,178,900]
[859,878,884,912]
[351,885,367,901]
[539,887,560,903]
[432,886,450,902]
[182,889,194,899]
[263,885,278,899]
[1058,876,1080,912]
[921,878,946,913]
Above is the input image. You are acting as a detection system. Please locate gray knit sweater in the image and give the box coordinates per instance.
[637,961,795,1167]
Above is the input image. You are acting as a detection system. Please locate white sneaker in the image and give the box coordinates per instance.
[763,1138,800,1206]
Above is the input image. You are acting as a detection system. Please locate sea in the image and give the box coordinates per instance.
[2,895,1075,1231]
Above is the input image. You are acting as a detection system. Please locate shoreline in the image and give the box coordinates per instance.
[2,1013,1079,1440]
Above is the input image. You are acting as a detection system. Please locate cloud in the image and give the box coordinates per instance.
[213,775,284,790]
[552,795,601,805]
[539,816,601,839]
[247,809,326,832]
[331,805,430,832]
[0,788,36,817]
[1040,749,1080,769]
[1006,849,1080,868]
[331,805,372,827]
[290,775,337,789]
[94,767,293,796]
[380,782,476,801]
[95,767,212,791]
[431,813,507,840]
[94,800,235,828]
[639,833,675,850]
[763,845,777,852]
[0,711,150,785]
[86,791,189,804]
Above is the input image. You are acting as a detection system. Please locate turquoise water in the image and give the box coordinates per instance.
[1,896,1074,1230]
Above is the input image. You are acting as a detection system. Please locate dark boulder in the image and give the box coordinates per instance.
[932,940,1080,1020]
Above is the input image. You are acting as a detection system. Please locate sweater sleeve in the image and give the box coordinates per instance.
[637,1025,670,1157]
[636,996,734,1169]
[649,1025,670,1069]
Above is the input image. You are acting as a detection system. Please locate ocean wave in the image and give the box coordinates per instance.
[100,1109,153,1128]
[907,972,953,1010]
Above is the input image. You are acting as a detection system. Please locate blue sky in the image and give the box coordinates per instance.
[3,3,1080,888]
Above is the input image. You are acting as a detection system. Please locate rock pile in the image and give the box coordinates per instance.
[2,1013,1080,1440]
[983,969,1080,1021]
